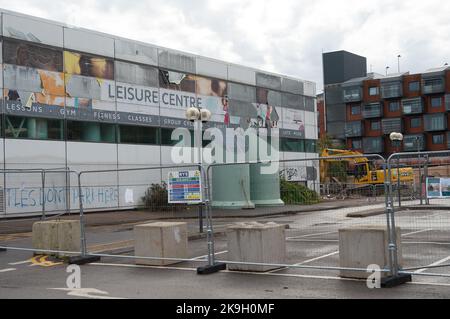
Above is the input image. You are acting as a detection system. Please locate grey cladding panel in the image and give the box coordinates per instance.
[115,39,158,66]
[158,49,196,74]
[115,61,158,87]
[3,64,42,92]
[228,83,256,102]
[282,92,303,110]
[256,72,281,90]
[281,77,302,94]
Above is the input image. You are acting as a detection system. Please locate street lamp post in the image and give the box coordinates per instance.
[185,106,212,234]
[390,132,403,207]
[415,136,423,205]
[397,55,401,73]
[386,66,390,76]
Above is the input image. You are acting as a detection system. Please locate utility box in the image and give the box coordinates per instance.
[32,220,81,256]
[134,222,188,266]
[227,222,286,272]
[339,225,403,279]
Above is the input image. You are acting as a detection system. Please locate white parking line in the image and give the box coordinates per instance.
[402,229,433,237]
[287,231,337,240]
[8,259,32,266]
[414,255,450,274]
[0,268,16,273]
[190,251,228,261]
[89,263,196,271]
[267,251,339,273]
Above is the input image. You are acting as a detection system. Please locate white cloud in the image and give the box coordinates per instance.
[0,0,449,92]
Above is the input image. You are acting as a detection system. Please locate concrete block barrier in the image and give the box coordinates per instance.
[227,222,286,272]
[32,220,81,256]
[339,225,403,279]
[134,222,188,266]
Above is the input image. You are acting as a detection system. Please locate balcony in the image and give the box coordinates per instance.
[422,78,445,94]
[343,87,362,102]
[345,121,363,137]
[424,113,447,132]
[446,94,450,111]
[381,82,402,99]
[382,118,402,135]
[362,103,383,118]
[363,136,384,153]
[402,98,423,115]
[403,134,425,151]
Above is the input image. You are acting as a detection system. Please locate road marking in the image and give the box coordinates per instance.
[190,251,228,261]
[414,255,450,274]
[0,268,16,273]
[402,229,433,237]
[286,231,337,240]
[30,255,63,267]
[267,251,339,273]
[9,259,33,266]
[49,288,125,299]
[87,261,450,289]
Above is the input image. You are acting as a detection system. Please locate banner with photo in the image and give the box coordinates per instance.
[426,177,450,198]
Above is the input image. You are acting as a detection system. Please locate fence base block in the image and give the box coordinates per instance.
[0,248,6,252]
[197,263,227,275]
[381,274,412,288]
[68,255,101,265]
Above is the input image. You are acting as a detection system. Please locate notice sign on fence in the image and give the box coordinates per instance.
[168,170,202,204]
[426,177,450,198]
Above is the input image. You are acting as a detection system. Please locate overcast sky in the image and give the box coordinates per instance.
[1,0,449,93]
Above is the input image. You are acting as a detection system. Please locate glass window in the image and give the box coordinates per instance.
[351,105,360,115]
[389,101,400,112]
[352,139,362,149]
[118,125,159,145]
[64,51,114,80]
[5,116,64,140]
[4,39,63,72]
[432,134,444,145]
[280,138,305,152]
[67,121,116,143]
[424,114,446,131]
[431,97,442,108]
[408,81,420,92]
[305,139,317,153]
[369,87,379,96]
[410,117,422,128]
[371,121,381,131]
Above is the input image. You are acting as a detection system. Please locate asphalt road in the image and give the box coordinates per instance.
[1,206,450,299]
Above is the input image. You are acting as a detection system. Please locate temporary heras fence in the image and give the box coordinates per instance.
[386,150,450,278]
[2,151,450,283]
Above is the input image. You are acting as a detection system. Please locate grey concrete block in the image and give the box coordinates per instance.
[227,222,286,272]
[32,220,81,256]
[134,222,188,266]
[339,225,403,279]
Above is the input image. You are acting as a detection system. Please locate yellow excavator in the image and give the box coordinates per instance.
[320,148,414,185]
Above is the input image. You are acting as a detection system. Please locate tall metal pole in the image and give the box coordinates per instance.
[196,120,204,234]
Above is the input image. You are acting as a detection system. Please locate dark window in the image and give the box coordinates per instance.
[408,81,420,92]
[432,134,444,145]
[280,138,305,152]
[351,105,361,115]
[5,116,64,140]
[410,117,422,128]
[352,139,362,149]
[64,51,114,80]
[4,39,63,72]
[389,101,400,112]
[431,97,442,108]
[160,128,196,147]
[118,125,159,145]
[67,121,116,143]
[305,139,317,153]
[371,121,381,131]
[369,87,378,96]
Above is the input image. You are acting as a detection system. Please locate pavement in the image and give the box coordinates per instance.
[1,198,450,299]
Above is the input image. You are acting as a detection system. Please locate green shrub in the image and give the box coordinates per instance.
[280,179,320,205]
[141,182,186,211]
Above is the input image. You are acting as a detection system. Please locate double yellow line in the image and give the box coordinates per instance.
[30,255,63,267]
